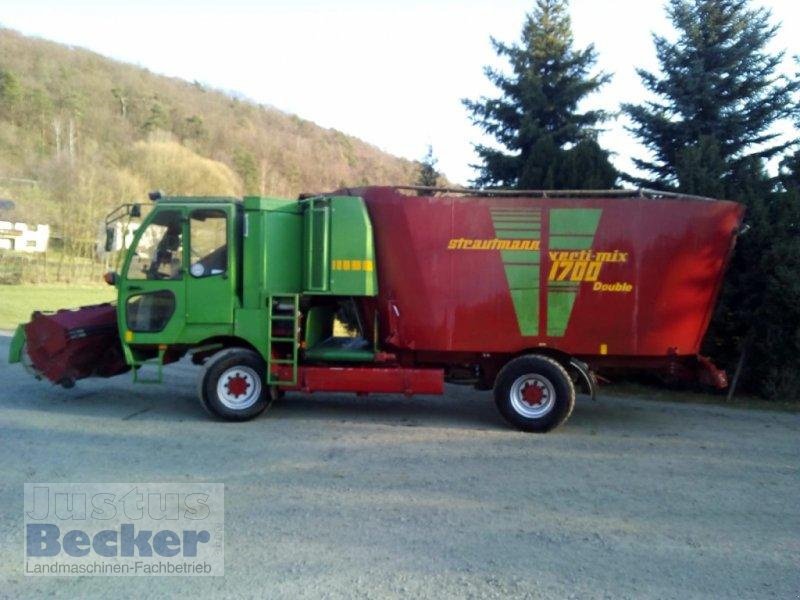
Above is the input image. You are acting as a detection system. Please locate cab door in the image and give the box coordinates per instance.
[120,208,187,344]
[185,206,236,326]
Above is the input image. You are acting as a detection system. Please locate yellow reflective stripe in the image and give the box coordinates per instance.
[331,259,374,271]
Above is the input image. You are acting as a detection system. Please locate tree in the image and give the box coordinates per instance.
[463,0,617,189]
[23,87,53,153]
[624,0,800,399]
[750,190,800,398]
[417,145,439,188]
[553,139,617,190]
[623,0,800,192]
[0,67,22,122]
[59,88,85,160]
[111,87,129,118]
[142,99,170,134]
[232,148,260,195]
[709,162,800,399]
[180,115,208,144]
[740,108,800,398]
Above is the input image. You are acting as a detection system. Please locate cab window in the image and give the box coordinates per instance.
[126,210,184,280]
[126,290,176,332]
[189,209,227,278]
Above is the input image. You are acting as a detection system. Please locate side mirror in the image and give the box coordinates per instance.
[104,227,115,252]
[103,271,118,286]
[130,204,141,218]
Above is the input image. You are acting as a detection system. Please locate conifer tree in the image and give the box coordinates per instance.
[627,1,800,398]
[417,145,439,188]
[623,0,799,192]
[464,0,616,189]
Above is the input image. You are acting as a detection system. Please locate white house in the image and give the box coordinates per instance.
[0,221,50,253]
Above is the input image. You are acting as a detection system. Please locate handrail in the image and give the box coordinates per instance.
[389,185,718,201]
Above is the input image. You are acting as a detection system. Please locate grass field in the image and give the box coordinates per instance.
[0,285,115,331]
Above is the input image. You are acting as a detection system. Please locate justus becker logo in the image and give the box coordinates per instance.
[24,483,224,576]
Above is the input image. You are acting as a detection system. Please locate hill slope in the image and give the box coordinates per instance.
[0,28,420,240]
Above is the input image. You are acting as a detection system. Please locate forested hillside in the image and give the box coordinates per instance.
[0,28,419,243]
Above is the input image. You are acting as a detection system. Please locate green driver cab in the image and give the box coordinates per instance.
[105,192,379,392]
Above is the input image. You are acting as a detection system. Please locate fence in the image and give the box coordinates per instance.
[0,248,116,284]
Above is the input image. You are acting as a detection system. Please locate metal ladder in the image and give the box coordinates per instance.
[267,294,299,386]
[123,343,166,385]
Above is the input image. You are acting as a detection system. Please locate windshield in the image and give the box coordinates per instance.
[126,210,184,280]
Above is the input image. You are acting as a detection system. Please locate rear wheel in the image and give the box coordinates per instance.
[198,348,272,421]
[494,355,575,432]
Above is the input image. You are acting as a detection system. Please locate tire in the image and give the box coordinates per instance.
[494,355,575,432]
[198,348,272,421]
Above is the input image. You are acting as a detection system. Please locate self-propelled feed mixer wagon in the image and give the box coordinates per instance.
[9,186,744,432]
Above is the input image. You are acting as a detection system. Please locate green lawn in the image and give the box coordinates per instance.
[0,285,116,331]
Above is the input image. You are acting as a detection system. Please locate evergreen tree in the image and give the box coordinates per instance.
[623,0,799,192]
[747,121,800,398]
[751,190,800,398]
[142,99,170,134]
[623,0,800,398]
[417,145,439,188]
[463,0,616,189]
[712,166,800,399]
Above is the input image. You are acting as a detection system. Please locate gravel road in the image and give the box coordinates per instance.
[0,333,798,599]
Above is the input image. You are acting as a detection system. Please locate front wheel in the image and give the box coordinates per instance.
[494,355,575,432]
[198,348,272,421]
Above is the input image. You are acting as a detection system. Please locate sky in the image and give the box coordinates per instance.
[1,0,798,185]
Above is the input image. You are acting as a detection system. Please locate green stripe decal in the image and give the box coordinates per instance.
[496,231,539,240]
[504,265,539,289]
[493,222,542,230]
[490,207,602,338]
[501,250,539,263]
[546,208,601,336]
[491,208,542,336]
[547,291,577,337]
[511,290,539,336]
[550,209,602,235]
[548,281,580,289]
[550,235,595,249]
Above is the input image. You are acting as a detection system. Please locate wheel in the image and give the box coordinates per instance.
[494,355,575,432]
[197,348,272,421]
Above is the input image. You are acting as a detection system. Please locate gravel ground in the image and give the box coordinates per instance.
[0,333,798,599]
